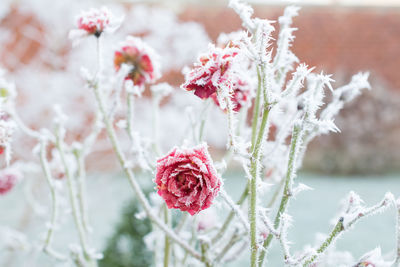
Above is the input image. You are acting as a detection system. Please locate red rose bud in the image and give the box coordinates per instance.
[155,144,221,215]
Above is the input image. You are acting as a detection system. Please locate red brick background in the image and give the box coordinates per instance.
[181,5,400,92]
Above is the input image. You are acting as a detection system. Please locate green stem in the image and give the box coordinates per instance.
[251,67,263,150]
[249,105,271,267]
[201,243,212,267]
[211,66,264,247]
[302,218,344,266]
[258,125,301,267]
[164,205,171,267]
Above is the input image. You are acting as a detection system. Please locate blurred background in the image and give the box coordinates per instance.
[1,0,399,174]
[0,0,399,266]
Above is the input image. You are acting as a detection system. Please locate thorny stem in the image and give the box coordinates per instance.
[251,67,263,150]
[55,125,96,266]
[226,95,237,149]
[249,105,271,267]
[259,124,302,267]
[302,218,344,267]
[39,139,66,261]
[303,194,392,266]
[220,189,250,232]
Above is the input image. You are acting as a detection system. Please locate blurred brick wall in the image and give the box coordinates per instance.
[181,5,400,174]
[181,5,400,92]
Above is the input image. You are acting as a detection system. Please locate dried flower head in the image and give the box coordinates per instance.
[114,36,160,87]
[155,144,221,215]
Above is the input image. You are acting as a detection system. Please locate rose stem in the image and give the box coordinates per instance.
[210,67,263,245]
[258,124,302,266]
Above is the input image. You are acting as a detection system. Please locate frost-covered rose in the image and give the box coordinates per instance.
[211,78,251,112]
[69,7,122,45]
[78,7,120,36]
[155,144,221,215]
[181,45,239,99]
[114,36,160,87]
[0,167,22,195]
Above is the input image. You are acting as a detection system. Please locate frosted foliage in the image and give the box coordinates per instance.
[0,1,398,267]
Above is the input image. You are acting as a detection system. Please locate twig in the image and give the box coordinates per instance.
[39,139,66,261]
[220,189,249,232]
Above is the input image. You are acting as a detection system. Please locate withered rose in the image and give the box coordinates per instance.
[155,144,221,215]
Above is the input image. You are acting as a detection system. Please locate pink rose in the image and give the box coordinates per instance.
[155,144,221,215]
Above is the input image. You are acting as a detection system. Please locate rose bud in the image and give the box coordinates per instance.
[114,36,160,88]
[155,144,222,215]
